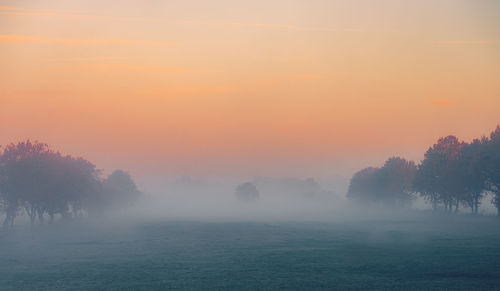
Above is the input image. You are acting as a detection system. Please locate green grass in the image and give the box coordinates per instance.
[1,216,500,290]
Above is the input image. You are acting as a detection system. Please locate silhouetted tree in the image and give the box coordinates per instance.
[347,157,416,206]
[301,178,321,198]
[414,136,464,212]
[235,182,259,202]
[253,177,322,199]
[0,141,51,230]
[483,126,500,216]
[101,170,141,209]
[54,155,101,220]
[376,157,417,206]
[455,139,487,214]
[347,167,379,203]
[0,140,103,230]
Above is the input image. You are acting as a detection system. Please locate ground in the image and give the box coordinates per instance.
[1,215,500,290]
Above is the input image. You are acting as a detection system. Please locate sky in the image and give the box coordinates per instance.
[0,0,499,183]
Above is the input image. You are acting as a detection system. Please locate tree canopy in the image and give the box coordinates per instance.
[349,126,500,215]
[235,182,260,202]
[0,140,140,232]
[347,157,416,206]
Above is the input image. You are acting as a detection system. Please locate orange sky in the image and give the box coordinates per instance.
[1,0,499,181]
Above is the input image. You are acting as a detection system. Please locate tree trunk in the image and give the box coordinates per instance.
[38,209,44,225]
[474,197,479,215]
[27,206,36,226]
[49,212,54,224]
[3,214,10,232]
[8,213,14,230]
[3,208,15,232]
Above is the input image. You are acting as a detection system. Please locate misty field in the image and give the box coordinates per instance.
[1,216,500,290]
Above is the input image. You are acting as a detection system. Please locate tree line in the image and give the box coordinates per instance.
[347,125,500,215]
[0,141,141,232]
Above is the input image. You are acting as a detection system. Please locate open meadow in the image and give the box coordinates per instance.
[2,215,500,290]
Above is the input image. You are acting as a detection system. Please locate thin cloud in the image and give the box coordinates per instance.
[1,6,360,33]
[103,64,201,73]
[293,74,331,81]
[0,6,17,10]
[72,64,204,73]
[434,40,499,45]
[429,99,457,108]
[184,21,297,30]
[0,7,94,19]
[185,21,361,32]
[137,85,236,98]
[0,10,102,20]
[229,22,298,29]
[46,56,127,63]
[0,6,166,22]
[0,35,177,47]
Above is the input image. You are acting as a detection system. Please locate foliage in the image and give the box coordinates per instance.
[0,140,140,231]
[413,136,465,212]
[347,157,416,206]
[101,170,141,208]
[235,182,260,202]
[349,126,500,215]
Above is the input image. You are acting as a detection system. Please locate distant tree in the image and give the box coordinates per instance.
[0,141,51,230]
[101,170,141,209]
[301,178,321,198]
[455,139,487,215]
[483,126,500,216]
[54,155,101,220]
[0,140,102,230]
[376,157,417,206]
[253,177,321,199]
[0,146,7,227]
[347,157,416,206]
[235,182,259,202]
[347,167,380,203]
[414,136,464,212]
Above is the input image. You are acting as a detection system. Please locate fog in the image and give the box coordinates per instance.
[3,174,498,230]
[113,177,369,223]
[3,176,500,290]
[2,143,500,290]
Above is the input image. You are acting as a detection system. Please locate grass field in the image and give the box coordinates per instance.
[1,215,500,290]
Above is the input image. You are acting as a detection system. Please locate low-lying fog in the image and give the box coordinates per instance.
[89,176,499,225]
[5,175,499,230]
[3,177,500,290]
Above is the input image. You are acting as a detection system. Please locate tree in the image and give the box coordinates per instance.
[347,157,416,206]
[301,178,321,198]
[253,177,321,199]
[235,182,259,202]
[414,136,464,212]
[0,140,103,230]
[101,170,141,209]
[347,167,380,203]
[483,126,500,216]
[0,141,52,230]
[49,155,101,220]
[455,139,487,215]
[376,157,417,206]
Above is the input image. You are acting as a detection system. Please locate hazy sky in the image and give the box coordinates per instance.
[1,0,499,181]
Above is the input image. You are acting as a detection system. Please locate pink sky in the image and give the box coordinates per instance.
[1,0,499,181]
